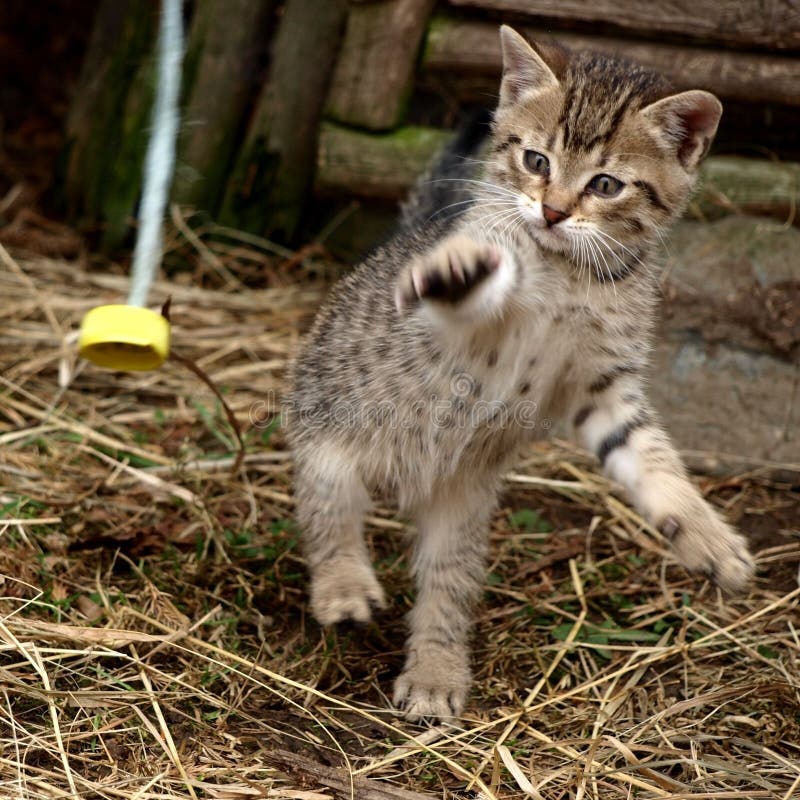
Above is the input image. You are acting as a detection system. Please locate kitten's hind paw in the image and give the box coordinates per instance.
[393,646,471,722]
[310,557,386,626]
[395,234,501,313]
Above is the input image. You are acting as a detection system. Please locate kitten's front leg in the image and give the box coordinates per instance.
[394,232,514,321]
[573,373,754,590]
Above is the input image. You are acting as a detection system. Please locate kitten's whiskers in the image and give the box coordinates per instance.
[427,177,520,201]
[474,206,523,234]
[593,228,648,270]
[585,231,619,297]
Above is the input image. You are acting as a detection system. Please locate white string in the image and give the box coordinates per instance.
[128,0,184,307]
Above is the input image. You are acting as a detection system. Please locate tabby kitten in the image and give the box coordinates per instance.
[286,26,754,722]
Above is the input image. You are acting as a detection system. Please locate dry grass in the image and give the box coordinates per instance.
[1,216,799,799]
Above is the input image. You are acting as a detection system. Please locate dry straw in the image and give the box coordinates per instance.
[1,220,799,799]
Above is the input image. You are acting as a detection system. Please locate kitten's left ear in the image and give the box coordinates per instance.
[641,90,722,170]
[499,26,560,107]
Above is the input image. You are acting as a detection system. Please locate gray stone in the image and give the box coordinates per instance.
[650,216,799,470]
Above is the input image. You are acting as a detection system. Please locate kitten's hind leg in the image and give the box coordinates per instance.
[295,443,385,626]
[394,478,497,722]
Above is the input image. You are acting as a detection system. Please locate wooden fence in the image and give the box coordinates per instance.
[62,0,800,251]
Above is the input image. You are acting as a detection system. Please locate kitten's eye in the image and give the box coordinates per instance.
[523,150,550,176]
[587,174,624,197]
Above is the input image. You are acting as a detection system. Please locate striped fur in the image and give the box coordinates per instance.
[286,26,753,722]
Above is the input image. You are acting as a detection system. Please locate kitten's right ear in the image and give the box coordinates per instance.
[499,26,560,106]
[640,90,722,170]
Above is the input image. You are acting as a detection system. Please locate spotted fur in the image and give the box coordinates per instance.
[286,26,754,722]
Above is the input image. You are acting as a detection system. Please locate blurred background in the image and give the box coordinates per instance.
[1,0,796,462]
[2,0,800,257]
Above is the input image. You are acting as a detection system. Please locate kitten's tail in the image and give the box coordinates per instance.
[399,108,492,231]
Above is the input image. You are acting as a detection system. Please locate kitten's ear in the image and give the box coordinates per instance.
[499,26,560,106]
[641,90,722,170]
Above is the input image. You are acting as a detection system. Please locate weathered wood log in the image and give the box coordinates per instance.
[62,0,158,250]
[326,0,437,131]
[218,0,348,241]
[698,156,800,220]
[315,122,449,199]
[315,123,800,225]
[447,0,800,52]
[172,0,273,214]
[264,749,437,800]
[423,18,800,108]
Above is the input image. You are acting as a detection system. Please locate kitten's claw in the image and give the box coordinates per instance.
[395,234,501,313]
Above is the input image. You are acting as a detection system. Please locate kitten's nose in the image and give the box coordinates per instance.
[542,204,569,226]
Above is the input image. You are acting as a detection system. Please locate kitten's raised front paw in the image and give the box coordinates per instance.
[395,234,501,313]
[310,557,386,626]
[660,505,755,592]
[393,645,471,722]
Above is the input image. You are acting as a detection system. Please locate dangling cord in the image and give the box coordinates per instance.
[140,1,244,473]
[164,301,245,474]
[128,0,183,307]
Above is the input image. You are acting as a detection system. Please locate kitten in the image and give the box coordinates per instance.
[286,26,754,722]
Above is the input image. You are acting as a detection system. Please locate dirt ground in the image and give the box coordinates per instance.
[1,221,799,800]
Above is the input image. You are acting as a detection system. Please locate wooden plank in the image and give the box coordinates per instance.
[326,0,437,130]
[315,122,449,199]
[423,18,800,107]
[173,0,273,214]
[315,123,800,226]
[62,0,158,250]
[447,0,800,52]
[218,0,348,241]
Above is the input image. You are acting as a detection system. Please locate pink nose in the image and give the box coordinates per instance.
[542,204,569,226]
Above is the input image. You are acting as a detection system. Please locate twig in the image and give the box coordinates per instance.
[264,750,437,800]
[170,348,246,474]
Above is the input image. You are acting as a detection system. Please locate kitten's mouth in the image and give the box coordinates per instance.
[530,225,570,252]
[518,205,570,251]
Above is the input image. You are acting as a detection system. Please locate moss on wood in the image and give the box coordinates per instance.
[316,122,450,199]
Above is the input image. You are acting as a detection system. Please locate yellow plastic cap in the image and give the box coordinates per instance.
[78,305,170,371]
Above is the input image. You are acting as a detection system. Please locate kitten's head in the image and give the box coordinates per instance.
[490,26,721,274]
